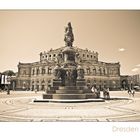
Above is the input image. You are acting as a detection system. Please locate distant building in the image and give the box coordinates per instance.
[131,74,140,86]
[120,74,140,90]
[14,45,121,91]
[120,75,132,90]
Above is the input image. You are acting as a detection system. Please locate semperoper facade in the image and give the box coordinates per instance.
[16,23,121,91]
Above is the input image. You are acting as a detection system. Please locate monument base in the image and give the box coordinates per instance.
[52,79,62,87]
[76,79,86,86]
[43,85,99,100]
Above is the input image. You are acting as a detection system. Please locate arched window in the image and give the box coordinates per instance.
[105,68,107,75]
[48,67,52,74]
[41,80,45,90]
[86,67,90,75]
[103,68,105,75]
[93,68,96,75]
[32,69,35,75]
[99,67,102,75]
[93,80,96,87]
[42,68,46,74]
[31,81,34,91]
[23,70,26,75]
[36,69,40,75]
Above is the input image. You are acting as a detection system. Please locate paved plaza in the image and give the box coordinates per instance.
[0,90,140,122]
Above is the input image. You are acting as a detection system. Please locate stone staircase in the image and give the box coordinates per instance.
[43,86,96,99]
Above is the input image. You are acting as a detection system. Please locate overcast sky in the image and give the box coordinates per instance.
[0,10,140,75]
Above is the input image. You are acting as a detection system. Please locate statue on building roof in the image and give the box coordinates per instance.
[50,48,53,51]
[64,22,74,47]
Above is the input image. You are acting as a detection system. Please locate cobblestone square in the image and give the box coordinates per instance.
[0,91,140,122]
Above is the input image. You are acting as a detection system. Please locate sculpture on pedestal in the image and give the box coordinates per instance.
[42,22,99,100]
[64,22,74,47]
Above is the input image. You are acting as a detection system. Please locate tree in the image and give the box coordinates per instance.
[2,70,15,76]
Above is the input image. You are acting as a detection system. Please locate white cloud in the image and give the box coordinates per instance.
[131,68,139,72]
[136,64,140,67]
[118,48,125,52]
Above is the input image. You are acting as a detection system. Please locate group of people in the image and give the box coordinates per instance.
[91,85,136,99]
[91,86,101,98]
[127,87,135,97]
[91,86,110,99]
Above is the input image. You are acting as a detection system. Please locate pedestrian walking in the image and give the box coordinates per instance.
[34,88,37,94]
[131,89,135,97]
[127,87,132,97]
[91,86,96,93]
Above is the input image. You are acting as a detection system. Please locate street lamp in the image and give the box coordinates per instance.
[7,76,11,95]
[130,81,133,90]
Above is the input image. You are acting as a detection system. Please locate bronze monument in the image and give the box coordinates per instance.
[42,22,98,100]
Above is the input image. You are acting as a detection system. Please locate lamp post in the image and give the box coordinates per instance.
[130,80,133,90]
[7,76,11,95]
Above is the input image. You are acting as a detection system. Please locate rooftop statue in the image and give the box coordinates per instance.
[64,22,74,47]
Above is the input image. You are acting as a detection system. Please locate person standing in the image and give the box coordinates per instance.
[34,88,37,94]
[91,86,97,93]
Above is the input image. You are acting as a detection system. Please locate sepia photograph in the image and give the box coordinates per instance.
[0,10,140,122]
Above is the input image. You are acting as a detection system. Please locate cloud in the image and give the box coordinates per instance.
[136,64,140,67]
[131,68,139,72]
[118,48,125,52]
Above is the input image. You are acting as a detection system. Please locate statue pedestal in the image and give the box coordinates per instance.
[76,79,86,86]
[65,79,76,86]
[43,86,86,99]
[52,79,62,87]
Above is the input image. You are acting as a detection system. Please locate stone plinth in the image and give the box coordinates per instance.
[43,86,86,100]
[76,79,86,86]
[43,85,99,100]
[43,94,52,99]
[52,79,62,87]
[86,93,97,99]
